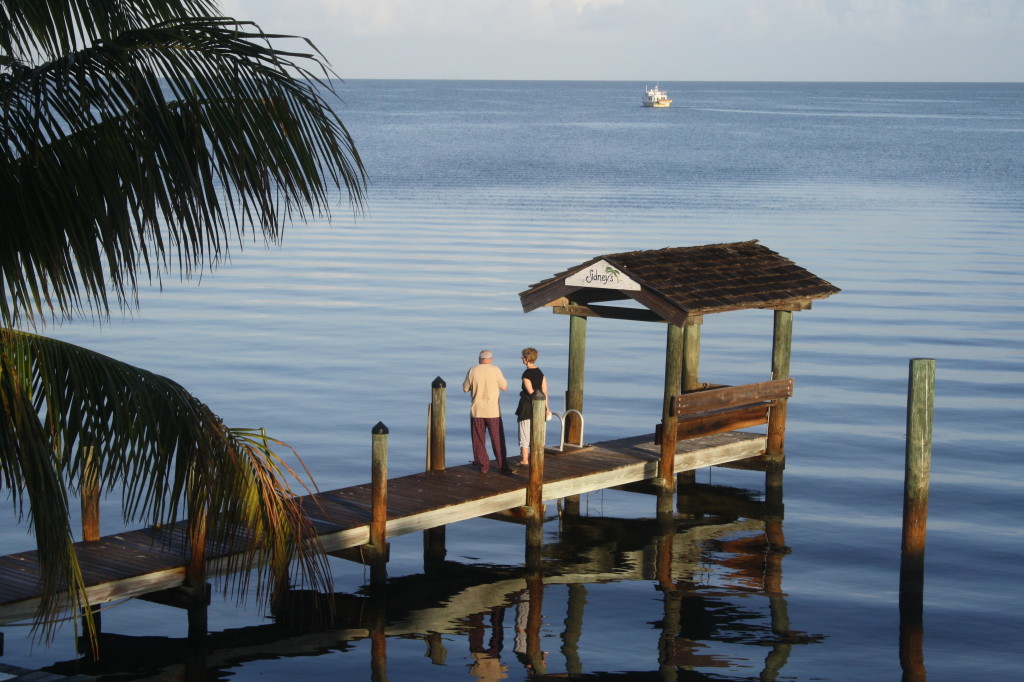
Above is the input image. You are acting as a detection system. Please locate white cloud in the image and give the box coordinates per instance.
[222,0,1024,80]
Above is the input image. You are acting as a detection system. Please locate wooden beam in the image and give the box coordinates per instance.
[674,379,793,416]
[764,300,813,311]
[626,288,688,326]
[553,304,664,323]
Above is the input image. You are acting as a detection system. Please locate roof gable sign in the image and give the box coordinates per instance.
[564,260,642,291]
[519,241,840,324]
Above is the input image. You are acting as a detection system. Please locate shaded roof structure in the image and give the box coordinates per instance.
[519,240,840,326]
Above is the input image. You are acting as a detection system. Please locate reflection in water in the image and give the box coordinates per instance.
[41,478,825,680]
[466,607,508,680]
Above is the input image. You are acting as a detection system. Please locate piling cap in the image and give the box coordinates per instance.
[372,421,389,435]
[432,376,446,388]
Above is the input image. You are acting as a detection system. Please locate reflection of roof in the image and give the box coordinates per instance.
[519,240,841,325]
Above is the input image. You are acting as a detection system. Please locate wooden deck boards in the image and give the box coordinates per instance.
[0,431,766,625]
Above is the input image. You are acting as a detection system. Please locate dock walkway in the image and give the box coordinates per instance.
[0,431,765,625]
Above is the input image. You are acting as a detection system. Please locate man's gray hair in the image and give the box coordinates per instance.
[478,350,493,360]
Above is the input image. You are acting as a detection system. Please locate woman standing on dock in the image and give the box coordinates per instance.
[516,347,551,467]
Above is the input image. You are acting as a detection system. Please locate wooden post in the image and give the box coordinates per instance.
[184,475,209,675]
[527,392,547,515]
[663,324,683,423]
[660,325,682,491]
[900,359,934,682]
[679,317,701,487]
[681,316,702,392]
[80,439,100,542]
[370,422,389,588]
[78,437,102,657]
[566,313,587,446]
[424,379,447,572]
[428,377,446,471]
[766,310,793,463]
[526,392,547,568]
[423,524,446,574]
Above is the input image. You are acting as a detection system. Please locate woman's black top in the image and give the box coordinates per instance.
[515,367,545,421]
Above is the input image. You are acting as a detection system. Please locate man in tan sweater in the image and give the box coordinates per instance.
[463,350,511,474]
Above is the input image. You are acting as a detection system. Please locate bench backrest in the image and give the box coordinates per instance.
[655,378,793,444]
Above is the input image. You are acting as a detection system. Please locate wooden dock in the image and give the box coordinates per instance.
[0,430,766,626]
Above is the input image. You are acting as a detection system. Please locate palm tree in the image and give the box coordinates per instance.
[1,0,366,642]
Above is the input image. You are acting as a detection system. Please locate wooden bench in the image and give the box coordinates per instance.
[656,378,794,445]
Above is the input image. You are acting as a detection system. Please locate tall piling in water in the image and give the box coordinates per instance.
[900,358,934,682]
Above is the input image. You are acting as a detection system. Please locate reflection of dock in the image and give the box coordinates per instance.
[0,431,764,625]
[37,492,822,681]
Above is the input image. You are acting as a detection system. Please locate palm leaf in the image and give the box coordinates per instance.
[1,12,366,327]
[0,328,332,640]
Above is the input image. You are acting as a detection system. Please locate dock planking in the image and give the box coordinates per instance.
[0,430,766,625]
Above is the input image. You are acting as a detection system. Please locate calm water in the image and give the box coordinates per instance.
[2,81,1022,681]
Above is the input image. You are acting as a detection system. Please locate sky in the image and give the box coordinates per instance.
[220,0,1024,82]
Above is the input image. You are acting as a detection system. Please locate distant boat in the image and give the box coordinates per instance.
[642,85,671,108]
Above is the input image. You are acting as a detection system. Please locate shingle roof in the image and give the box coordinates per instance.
[519,241,840,325]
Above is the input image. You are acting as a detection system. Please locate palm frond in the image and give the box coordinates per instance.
[0,328,332,640]
[0,0,220,64]
[1,15,366,327]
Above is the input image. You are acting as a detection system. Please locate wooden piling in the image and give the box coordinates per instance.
[78,437,102,657]
[566,313,587,447]
[370,422,390,588]
[185,503,209,645]
[766,310,793,463]
[900,358,934,682]
[525,392,547,568]
[660,324,683,492]
[428,377,446,471]
[80,439,100,543]
[424,379,447,571]
[663,324,683,424]
[682,316,702,393]
[527,392,547,515]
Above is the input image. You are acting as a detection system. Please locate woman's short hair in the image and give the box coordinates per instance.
[521,347,538,363]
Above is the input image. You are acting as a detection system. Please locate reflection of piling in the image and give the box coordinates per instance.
[425,632,447,665]
[562,584,586,676]
[763,468,793,681]
[526,571,547,676]
[369,605,388,682]
[658,588,682,682]
[900,358,934,682]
